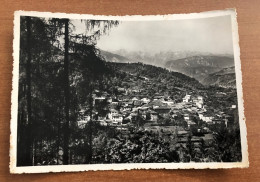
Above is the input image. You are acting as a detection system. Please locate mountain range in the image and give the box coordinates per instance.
[201,66,236,88]
[100,49,214,66]
[165,55,235,82]
[99,49,236,88]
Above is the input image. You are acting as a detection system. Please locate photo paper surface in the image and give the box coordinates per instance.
[10,9,248,173]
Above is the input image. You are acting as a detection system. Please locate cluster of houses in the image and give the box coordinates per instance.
[77,88,235,132]
[76,87,238,162]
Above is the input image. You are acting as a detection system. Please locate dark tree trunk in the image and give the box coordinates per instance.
[23,16,33,166]
[17,110,26,166]
[63,19,70,165]
[57,113,61,164]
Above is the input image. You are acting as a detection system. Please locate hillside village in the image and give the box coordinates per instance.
[77,65,239,162]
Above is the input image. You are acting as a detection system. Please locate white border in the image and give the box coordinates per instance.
[10,9,249,173]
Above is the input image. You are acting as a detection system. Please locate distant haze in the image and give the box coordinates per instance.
[94,15,234,55]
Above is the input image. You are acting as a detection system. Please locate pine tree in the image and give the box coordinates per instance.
[63,18,70,165]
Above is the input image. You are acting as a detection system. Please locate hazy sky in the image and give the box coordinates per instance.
[73,15,234,55]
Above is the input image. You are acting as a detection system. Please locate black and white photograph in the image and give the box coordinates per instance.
[10,10,248,173]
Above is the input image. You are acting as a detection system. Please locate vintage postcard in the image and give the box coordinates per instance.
[10,9,248,173]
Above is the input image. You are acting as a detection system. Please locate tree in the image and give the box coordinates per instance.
[18,17,65,166]
[63,18,70,165]
[24,16,33,166]
[17,17,122,165]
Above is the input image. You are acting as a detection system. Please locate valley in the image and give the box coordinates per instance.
[100,49,236,88]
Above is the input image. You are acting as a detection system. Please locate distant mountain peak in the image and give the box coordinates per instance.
[165,55,235,82]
